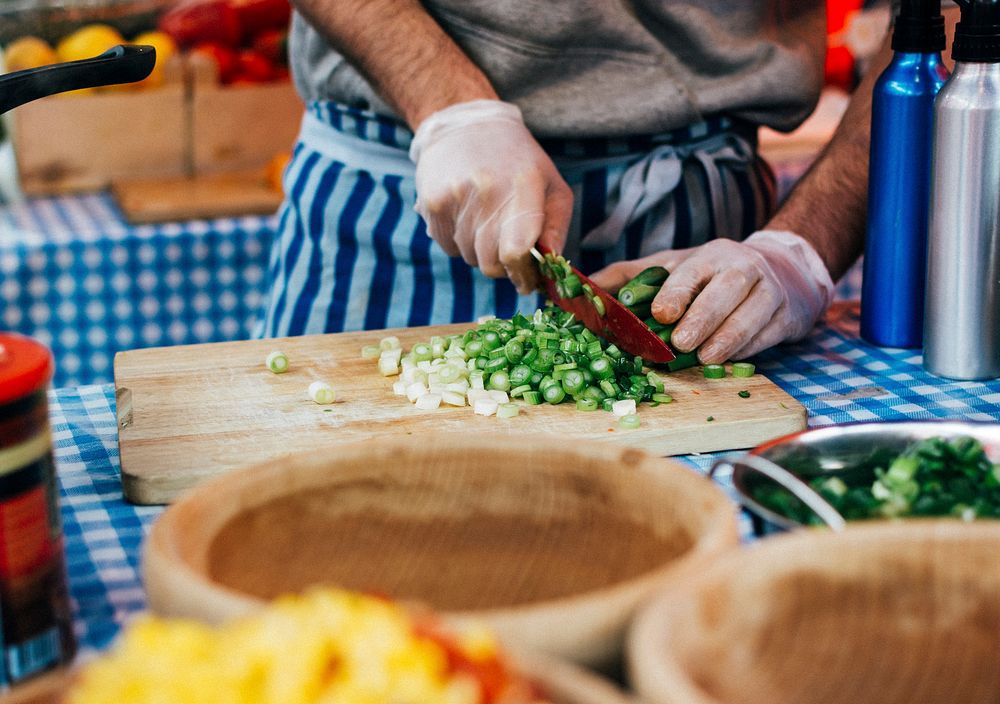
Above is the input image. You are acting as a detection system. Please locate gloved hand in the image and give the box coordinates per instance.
[410,100,573,293]
[589,231,835,363]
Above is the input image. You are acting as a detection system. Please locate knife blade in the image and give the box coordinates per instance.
[532,245,676,364]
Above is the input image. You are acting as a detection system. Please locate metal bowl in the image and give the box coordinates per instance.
[716,421,1000,534]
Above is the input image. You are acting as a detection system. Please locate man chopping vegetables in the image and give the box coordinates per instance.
[259,1,877,364]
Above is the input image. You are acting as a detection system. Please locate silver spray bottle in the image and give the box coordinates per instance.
[924,0,1000,379]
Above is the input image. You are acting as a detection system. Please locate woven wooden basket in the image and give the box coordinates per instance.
[142,433,738,669]
[628,520,1000,704]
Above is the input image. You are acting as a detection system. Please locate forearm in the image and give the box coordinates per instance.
[765,36,893,281]
[292,0,497,128]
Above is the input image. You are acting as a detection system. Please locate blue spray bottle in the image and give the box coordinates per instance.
[860,0,949,348]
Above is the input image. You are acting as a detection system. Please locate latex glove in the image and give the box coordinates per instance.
[589,231,835,363]
[410,100,573,293]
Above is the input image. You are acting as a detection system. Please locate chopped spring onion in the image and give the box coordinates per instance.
[266,350,289,374]
[703,365,725,379]
[378,356,400,377]
[308,381,336,404]
[412,343,433,362]
[738,390,751,399]
[415,393,442,410]
[370,305,704,418]
[651,393,673,404]
[591,296,606,317]
[543,384,566,404]
[442,390,466,406]
[732,362,756,378]
[497,403,520,419]
[646,371,664,393]
[392,380,407,396]
[379,336,401,351]
[406,382,427,402]
[488,370,511,392]
[474,399,499,416]
[469,370,485,390]
[612,399,636,417]
[619,413,641,429]
[522,390,543,405]
[488,390,510,404]
[360,345,380,360]
[438,364,462,383]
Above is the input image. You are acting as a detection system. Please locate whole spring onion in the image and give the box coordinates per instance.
[617,267,668,307]
[613,268,701,373]
[265,350,289,374]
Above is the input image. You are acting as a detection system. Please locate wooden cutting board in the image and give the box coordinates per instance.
[114,324,807,505]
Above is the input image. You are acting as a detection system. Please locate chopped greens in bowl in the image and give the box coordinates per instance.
[731,422,1000,531]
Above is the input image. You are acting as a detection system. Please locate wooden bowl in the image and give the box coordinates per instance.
[0,653,639,704]
[142,433,738,668]
[628,521,1000,704]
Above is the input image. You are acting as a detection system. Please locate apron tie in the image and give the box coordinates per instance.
[580,131,756,251]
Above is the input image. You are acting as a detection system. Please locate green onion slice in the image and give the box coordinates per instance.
[618,413,641,429]
[497,403,520,419]
[732,362,756,378]
[703,364,725,379]
[266,350,289,374]
[308,381,335,405]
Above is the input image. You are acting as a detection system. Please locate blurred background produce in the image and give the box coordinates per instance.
[0,0,296,203]
[1,0,289,88]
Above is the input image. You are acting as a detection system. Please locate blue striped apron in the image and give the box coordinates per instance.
[257,102,776,338]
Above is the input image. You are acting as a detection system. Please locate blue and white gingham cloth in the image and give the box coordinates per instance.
[49,301,1000,656]
[0,193,275,388]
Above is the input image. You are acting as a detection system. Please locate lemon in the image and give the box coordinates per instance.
[3,36,58,72]
[129,30,177,89]
[56,24,125,63]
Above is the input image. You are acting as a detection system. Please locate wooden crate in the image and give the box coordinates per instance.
[12,70,187,195]
[190,58,302,175]
[12,56,303,198]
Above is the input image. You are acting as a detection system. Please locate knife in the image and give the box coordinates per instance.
[531,245,676,364]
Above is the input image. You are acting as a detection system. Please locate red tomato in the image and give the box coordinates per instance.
[251,28,287,65]
[228,0,290,38]
[190,41,239,83]
[158,0,242,48]
[236,49,275,82]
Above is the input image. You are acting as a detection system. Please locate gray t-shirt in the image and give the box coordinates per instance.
[290,1,827,138]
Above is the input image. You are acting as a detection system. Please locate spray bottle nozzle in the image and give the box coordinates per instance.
[953,0,1000,62]
[893,0,946,53]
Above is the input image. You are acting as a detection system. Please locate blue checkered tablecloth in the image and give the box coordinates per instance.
[47,302,1000,658]
[0,193,274,388]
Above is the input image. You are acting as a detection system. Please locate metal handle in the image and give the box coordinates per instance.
[709,455,847,532]
[0,44,155,114]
